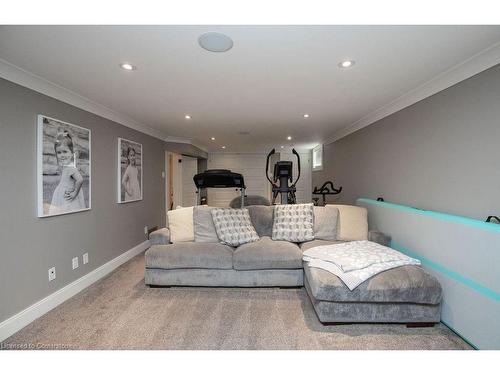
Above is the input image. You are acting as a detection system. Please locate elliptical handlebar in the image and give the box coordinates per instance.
[291,148,301,187]
[265,148,276,186]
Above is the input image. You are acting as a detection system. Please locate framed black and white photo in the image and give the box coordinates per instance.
[37,115,91,217]
[118,138,143,203]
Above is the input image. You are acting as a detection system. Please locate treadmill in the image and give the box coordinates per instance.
[193,169,246,208]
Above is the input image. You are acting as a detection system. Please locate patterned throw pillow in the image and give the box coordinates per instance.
[272,203,314,242]
[211,208,260,246]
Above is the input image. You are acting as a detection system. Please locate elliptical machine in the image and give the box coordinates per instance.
[265,148,301,205]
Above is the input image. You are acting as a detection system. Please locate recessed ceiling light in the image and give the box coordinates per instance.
[221,146,226,149]
[303,114,310,118]
[287,136,292,141]
[280,146,284,149]
[338,60,355,68]
[185,115,191,120]
[120,63,136,71]
[199,32,233,53]
[210,137,216,141]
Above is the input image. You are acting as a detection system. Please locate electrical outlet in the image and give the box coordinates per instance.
[48,267,56,282]
[161,171,165,178]
[83,253,89,265]
[144,226,148,235]
[72,257,79,270]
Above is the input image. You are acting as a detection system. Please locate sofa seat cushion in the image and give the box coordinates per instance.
[145,243,234,270]
[233,236,302,270]
[304,263,442,304]
[299,239,345,251]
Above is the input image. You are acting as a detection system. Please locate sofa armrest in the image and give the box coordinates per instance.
[368,230,391,247]
[149,228,171,245]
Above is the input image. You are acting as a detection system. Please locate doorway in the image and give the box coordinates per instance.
[165,151,203,211]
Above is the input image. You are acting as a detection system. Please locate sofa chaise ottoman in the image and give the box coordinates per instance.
[299,237,442,325]
[304,263,442,325]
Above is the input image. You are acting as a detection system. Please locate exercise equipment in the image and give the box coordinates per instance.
[193,169,246,207]
[312,180,342,206]
[265,148,301,205]
[486,215,500,224]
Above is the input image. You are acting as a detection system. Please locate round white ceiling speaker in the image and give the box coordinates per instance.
[198,32,233,53]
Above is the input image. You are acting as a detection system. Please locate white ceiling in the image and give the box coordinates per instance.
[1,25,500,152]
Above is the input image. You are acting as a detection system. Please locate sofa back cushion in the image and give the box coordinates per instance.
[246,205,274,237]
[313,206,339,240]
[327,204,368,241]
[272,203,314,243]
[211,208,260,247]
[167,206,194,243]
[193,206,219,243]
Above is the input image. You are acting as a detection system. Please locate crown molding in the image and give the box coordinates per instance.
[164,136,193,144]
[191,141,209,153]
[0,58,173,141]
[324,41,500,145]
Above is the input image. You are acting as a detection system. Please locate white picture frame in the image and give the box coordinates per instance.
[37,115,91,217]
[118,137,143,203]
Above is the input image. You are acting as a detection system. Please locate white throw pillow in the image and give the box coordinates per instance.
[167,206,194,243]
[327,204,368,241]
[272,203,314,242]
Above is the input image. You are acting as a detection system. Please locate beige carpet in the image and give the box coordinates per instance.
[2,253,471,350]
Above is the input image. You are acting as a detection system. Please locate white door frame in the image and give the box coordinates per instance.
[165,151,183,211]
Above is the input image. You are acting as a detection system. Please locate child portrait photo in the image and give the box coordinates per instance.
[37,115,91,217]
[118,138,143,203]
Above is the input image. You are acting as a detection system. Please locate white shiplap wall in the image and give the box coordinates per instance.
[207,152,311,207]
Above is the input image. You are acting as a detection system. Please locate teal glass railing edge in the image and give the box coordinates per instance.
[391,241,497,350]
[356,198,500,233]
[391,242,500,302]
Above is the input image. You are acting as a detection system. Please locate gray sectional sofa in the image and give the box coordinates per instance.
[146,206,304,287]
[145,205,442,325]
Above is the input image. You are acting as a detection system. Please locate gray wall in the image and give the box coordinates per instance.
[0,78,166,322]
[313,64,500,221]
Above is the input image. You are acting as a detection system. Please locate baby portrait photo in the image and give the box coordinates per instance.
[37,115,91,217]
[118,138,143,203]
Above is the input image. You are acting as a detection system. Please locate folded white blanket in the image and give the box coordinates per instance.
[303,240,421,290]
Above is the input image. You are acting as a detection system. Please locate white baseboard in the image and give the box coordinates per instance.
[0,240,150,342]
